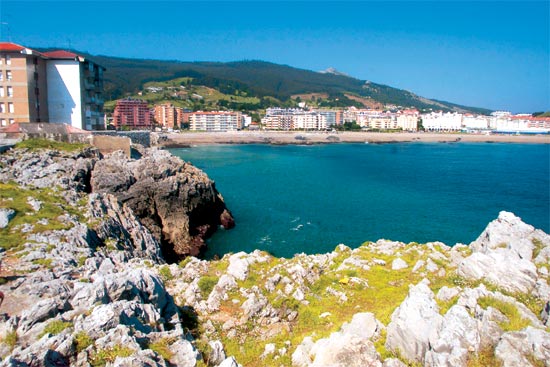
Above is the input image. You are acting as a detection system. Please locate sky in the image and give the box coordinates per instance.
[1,1,548,113]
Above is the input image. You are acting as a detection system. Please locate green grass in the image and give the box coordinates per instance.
[198,276,219,298]
[90,345,134,367]
[73,331,93,353]
[0,331,17,351]
[148,337,176,361]
[39,320,72,338]
[0,182,84,249]
[477,296,531,331]
[32,258,53,269]
[466,346,502,367]
[15,138,89,152]
[158,265,174,282]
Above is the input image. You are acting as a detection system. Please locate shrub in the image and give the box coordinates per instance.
[159,265,173,281]
[73,331,93,353]
[198,276,218,297]
[90,345,134,367]
[148,337,176,361]
[1,330,17,350]
[15,138,89,152]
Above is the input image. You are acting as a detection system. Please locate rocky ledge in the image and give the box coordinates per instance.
[0,142,549,367]
[0,145,234,259]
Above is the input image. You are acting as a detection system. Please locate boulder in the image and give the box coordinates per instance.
[495,327,550,367]
[0,208,15,229]
[385,281,443,363]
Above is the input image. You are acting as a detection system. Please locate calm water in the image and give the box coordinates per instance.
[169,143,550,258]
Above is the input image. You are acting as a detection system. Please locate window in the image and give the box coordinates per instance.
[6,55,11,65]
[6,70,12,81]
[0,71,3,81]
[7,86,13,97]
[8,103,14,113]
[0,103,4,113]
[8,119,14,125]
[0,87,3,97]
[1,119,6,126]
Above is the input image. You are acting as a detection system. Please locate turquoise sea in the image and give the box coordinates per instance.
[170,143,550,259]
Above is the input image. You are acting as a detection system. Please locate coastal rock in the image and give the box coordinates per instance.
[385,281,443,363]
[425,305,480,367]
[292,312,384,367]
[470,211,550,261]
[91,149,234,259]
[0,208,15,229]
[391,258,408,270]
[495,327,550,367]
[457,249,538,293]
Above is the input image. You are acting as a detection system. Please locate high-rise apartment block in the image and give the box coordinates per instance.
[153,103,190,129]
[113,98,152,129]
[189,111,243,131]
[0,42,105,130]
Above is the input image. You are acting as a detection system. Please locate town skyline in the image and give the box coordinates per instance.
[1,1,547,114]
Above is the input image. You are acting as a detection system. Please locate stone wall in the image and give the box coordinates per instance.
[92,131,152,147]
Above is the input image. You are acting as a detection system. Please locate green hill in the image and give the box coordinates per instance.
[40,49,492,114]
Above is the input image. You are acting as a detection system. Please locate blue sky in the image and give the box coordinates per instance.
[1,1,548,113]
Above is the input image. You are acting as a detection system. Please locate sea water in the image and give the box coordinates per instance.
[170,143,550,258]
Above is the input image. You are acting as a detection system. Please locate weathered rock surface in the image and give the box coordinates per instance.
[458,212,549,294]
[2,144,550,367]
[91,149,234,259]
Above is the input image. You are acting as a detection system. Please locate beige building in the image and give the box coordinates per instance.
[154,103,188,129]
[0,42,105,130]
[0,42,49,126]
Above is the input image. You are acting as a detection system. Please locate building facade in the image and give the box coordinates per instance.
[0,43,49,126]
[189,111,243,131]
[113,98,152,129]
[43,50,105,130]
[0,42,105,130]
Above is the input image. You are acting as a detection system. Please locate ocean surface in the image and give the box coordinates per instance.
[170,143,550,259]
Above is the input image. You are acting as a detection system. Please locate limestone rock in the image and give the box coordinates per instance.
[91,149,234,259]
[385,281,443,363]
[495,327,550,367]
[425,305,480,367]
[391,258,408,270]
[0,208,15,229]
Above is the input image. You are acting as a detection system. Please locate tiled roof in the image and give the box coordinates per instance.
[42,50,80,59]
[0,42,26,52]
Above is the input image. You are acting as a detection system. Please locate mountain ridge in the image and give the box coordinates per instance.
[36,48,492,114]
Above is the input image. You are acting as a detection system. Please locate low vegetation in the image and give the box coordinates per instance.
[89,345,134,367]
[14,138,89,152]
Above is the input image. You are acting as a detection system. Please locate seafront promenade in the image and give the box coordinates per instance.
[161,130,550,146]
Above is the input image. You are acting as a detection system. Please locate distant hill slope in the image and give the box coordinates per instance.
[40,49,491,114]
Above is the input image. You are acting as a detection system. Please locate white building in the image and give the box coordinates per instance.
[189,111,242,131]
[422,112,462,131]
[396,110,419,131]
[462,115,490,130]
[43,50,105,130]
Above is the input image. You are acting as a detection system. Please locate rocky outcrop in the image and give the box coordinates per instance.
[91,149,234,259]
[2,142,550,367]
[458,211,550,294]
[0,146,234,260]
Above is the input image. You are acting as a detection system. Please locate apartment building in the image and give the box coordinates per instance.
[112,98,152,129]
[153,103,191,129]
[262,108,334,130]
[43,50,105,130]
[396,110,419,131]
[0,42,105,130]
[189,111,243,131]
[422,112,462,131]
[0,43,49,126]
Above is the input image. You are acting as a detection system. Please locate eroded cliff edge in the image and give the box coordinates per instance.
[0,142,549,367]
[0,146,234,260]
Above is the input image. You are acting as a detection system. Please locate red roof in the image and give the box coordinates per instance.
[0,42,26,52]
[42,50,81,60]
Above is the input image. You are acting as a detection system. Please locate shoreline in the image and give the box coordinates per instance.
[160,131,550,147]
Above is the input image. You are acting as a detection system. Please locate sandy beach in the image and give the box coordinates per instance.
[161,130,550,147]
